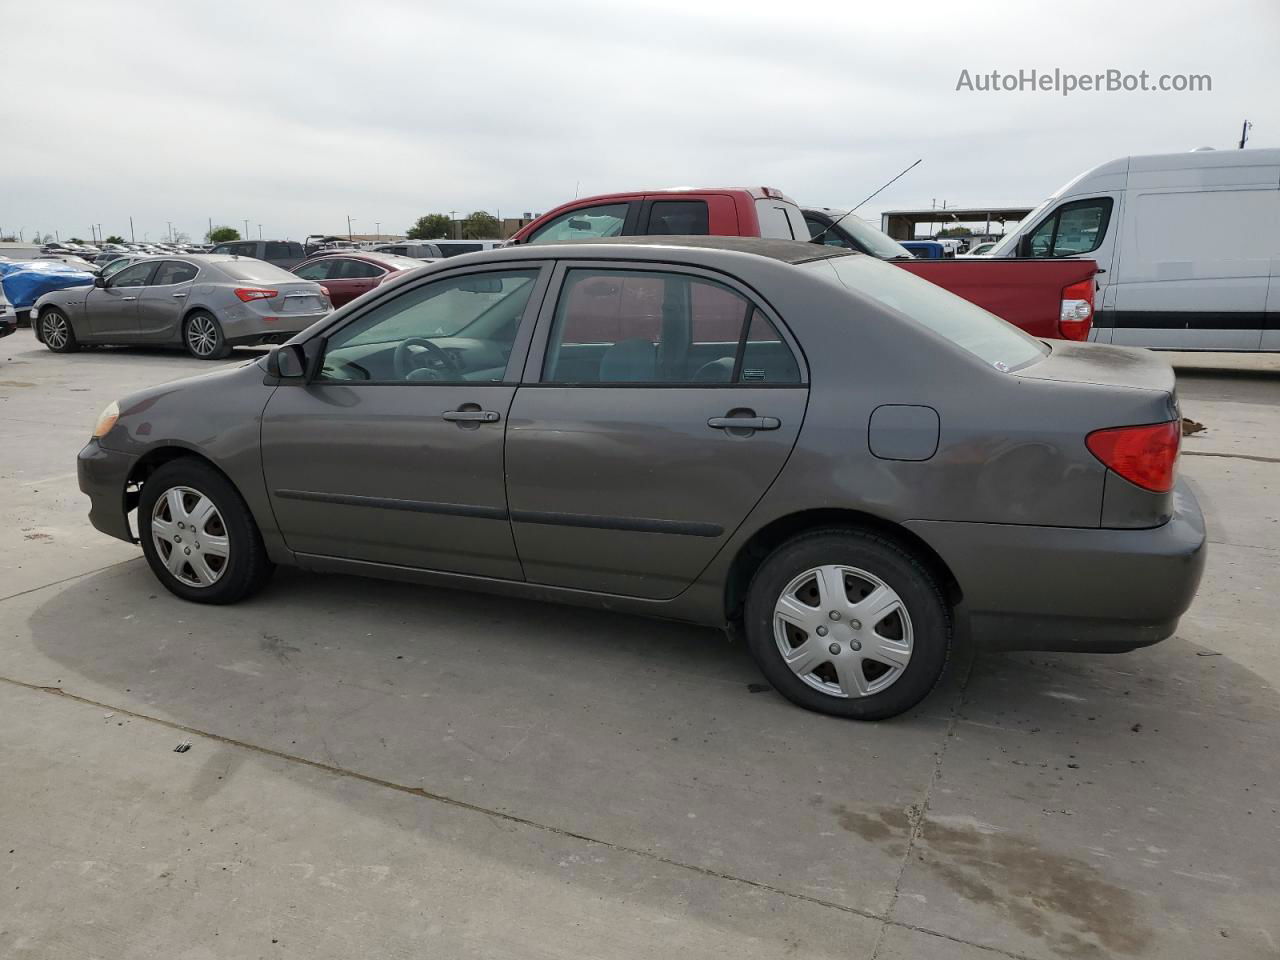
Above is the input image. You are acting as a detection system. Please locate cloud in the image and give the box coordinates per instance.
[3,0,1276,240]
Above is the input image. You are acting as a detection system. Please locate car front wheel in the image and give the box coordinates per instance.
[744,529,951,720]
[40,308,79,352]
[138,459,273,604]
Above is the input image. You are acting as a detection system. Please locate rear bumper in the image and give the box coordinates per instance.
[906,479,1207,652]
[0,317,15,338]
[77,439,138,543]
[220,306,328,348]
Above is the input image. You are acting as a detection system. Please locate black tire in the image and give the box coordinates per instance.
[40,308,79,353]
[743,528,951,720]
[138,458,273,604]
[183,310,231,360]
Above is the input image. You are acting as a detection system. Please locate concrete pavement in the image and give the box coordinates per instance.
[2,336,1277,959]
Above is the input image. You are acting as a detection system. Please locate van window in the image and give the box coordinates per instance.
[1025,198,1113,257]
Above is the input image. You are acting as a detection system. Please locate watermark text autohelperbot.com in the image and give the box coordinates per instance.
[956,68,1211,96]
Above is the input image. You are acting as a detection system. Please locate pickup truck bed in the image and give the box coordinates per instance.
[896,257,1098,340]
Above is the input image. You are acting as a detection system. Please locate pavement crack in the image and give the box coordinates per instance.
[869,645,977,960]
[0,556,144,605]
[0,671,1035,960]
[1182,450,1280,465]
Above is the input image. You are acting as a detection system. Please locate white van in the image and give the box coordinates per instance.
[990,148,1280,351]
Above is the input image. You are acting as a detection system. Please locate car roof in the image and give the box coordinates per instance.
[545,235,855,265]
[300,251,420,268]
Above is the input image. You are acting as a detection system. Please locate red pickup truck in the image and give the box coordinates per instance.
[509,188,1097,341]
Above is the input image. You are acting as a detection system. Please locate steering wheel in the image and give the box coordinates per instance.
[393,337,459,380]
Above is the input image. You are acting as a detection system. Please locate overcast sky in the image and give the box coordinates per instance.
[3,0,1277,243]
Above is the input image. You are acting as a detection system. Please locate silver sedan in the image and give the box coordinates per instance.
[33,254,331,360]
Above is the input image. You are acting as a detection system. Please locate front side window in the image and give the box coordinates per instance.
[152,261,198,285]
[319,270,539,383]
[526,204,629,245]
[110,262,157,287]
[542,269,801,385]
[101,257,138,279]
[294,260,335,281]
[1025,198,1113,258]
[644,200,709,235]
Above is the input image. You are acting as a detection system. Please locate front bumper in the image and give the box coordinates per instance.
[77,439,139,543]
[906,479,1207,652]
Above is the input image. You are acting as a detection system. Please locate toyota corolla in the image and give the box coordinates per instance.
[76,237,1205,719]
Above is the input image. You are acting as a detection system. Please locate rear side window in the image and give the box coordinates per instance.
[152,261,198,285]
[264,241,292,260]
[645,200,709,235]
[543,268,801,385]
[294,260,335,281]
[336,259,385,279]
[811,255,1047,371]
[526,203,629,245]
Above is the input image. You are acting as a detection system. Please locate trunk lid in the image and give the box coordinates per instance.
[1015,339,1176,397]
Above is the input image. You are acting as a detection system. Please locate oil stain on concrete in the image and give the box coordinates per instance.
[834,805,1153,958]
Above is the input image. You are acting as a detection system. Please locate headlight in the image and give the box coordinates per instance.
[92,401,120,439]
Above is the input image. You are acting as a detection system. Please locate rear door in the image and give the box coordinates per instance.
[86,260,157,337]
[505,262,809,599]
[137,259,199,340]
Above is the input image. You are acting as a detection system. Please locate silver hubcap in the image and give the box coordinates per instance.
[43,314,69,349]
[187,316,218,356]
[773,564,913,698]
[151,486,230,588]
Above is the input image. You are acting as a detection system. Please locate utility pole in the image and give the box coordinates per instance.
[208,217,213,242]
[129,216,135,242]
[258,224,263,239]
[375,221,381,239]
[347,216,355,241]
[1239,120,1252,149]
[243,219,250,239]
[167,221,173,242]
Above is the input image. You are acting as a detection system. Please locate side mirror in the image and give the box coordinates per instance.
[94,275,107,288]
[1017,234,1033,258]
[272,343,307,379]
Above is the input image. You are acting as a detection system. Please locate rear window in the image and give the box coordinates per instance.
[217,260,300,283]
[645,200,709,235]
[808,255,1048,371]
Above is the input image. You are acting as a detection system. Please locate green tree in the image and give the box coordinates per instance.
[104,235,126,244]
[406,213,452,240]
[207,225,240,243]
[461,210,500,239]
[938,226,972,237]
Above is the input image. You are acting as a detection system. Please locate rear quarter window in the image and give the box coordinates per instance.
[809,255,1048,371]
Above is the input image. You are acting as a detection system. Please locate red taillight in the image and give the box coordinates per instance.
[319,285,331,298]
[1058,278,1094,341]
[1086,421,1180,492]
[234,287,278,303]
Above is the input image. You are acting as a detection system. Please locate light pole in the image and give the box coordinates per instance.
[243,219,250,239]
[129,216,135,242]
[375,221,381,240]
[167,221,173,242]
[258,224,263,239]
[347,216,355,241]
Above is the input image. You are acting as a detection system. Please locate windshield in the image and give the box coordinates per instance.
[806,254,1048,371]
[989,196,1054,256]
[840,216,913,259]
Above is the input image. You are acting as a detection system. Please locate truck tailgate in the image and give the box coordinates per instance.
[896,258,1097,340]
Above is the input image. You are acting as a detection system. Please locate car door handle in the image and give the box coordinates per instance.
[172,292,187,299]
[708,416,780,430]
[121,296,138,301]
[442,409,500,423]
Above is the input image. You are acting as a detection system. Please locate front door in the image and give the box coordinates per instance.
[86,260,157,337]
[137,260,199,341]
[505,264,809,599]
[261,264,549,578]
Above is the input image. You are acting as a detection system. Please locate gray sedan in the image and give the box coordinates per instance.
[34,254,331,359]
[76,237,1205,719]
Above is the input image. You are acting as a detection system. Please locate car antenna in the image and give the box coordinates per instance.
[810,158,923,246]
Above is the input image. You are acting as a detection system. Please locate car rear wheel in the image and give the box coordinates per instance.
[744,529,951,720]
[184,310,230,360]
[40,308,79,353]
[138,459,273,604]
